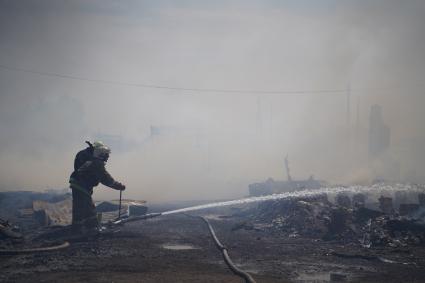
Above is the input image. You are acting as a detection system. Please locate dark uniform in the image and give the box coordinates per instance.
[69,149,124,229]
[73,146,94,172]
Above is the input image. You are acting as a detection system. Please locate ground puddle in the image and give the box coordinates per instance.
[161,244,198,250]
[295,272,331,282]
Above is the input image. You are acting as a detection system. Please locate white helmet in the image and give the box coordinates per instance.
[92,141,111,161]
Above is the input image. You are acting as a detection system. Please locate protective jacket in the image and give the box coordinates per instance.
[69,158,123,195]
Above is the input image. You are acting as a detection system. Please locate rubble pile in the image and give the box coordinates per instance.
[253,191,425,247]
[256,194,332,238]
[360,216,425,248]
[0,218,23,250]
[0,191,150,243]
[0,191,71,231]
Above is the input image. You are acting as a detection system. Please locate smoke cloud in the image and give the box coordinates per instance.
[0,0,424,201]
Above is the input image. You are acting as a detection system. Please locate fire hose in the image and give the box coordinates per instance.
[116,213,257,282]
[1,212,257,283]
[0,213,163,256]
[179,214,256,283]
[199,216,257,283]
[113,212,163,224]
[0,241,70,255]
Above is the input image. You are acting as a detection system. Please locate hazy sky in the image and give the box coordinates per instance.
[0,0,424,201]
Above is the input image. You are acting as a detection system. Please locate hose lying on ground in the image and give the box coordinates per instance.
[0,212,162,255]
[1,212,256,283]
[0,241,70,255]
[114,211,256,282]
[197,215,257,283]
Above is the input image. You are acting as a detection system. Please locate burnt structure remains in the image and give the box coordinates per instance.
[368,104,390,159]
[249,155,325,196]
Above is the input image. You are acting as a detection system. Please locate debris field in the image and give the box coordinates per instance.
[1,188,425,282]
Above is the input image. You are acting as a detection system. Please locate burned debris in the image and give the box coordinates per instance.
[0,219,22,240]
[249,190,425,248]
[249,156,327,197]
[378,196,394,214]
[0,191,148,247]
[0,191,148,229]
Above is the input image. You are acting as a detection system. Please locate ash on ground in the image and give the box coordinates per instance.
[2,186,425,282]
[220,189,425,249]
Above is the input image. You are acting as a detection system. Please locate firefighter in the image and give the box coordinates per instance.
[69,141,125,233]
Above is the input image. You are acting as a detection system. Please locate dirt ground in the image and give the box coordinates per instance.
[1,210,425,282]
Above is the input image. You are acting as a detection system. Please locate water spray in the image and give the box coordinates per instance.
[113,183,424,225]
[161,183,424,215]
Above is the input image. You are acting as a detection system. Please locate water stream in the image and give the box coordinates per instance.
[161,183,424,215]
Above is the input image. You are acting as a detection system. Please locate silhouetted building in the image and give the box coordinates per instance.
[368,104,390,159]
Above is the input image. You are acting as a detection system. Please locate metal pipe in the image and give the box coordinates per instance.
[118,190,122,219]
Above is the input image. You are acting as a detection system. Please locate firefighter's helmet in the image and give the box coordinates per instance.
[92,141,111,161]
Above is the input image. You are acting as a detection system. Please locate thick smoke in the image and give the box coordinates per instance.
[0,0,424,201]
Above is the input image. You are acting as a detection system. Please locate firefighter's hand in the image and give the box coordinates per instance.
[115,182,126,191]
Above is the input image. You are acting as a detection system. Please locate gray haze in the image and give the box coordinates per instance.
[0,0,424,202]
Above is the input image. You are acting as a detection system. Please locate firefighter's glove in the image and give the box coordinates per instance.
[115,182,126,191]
